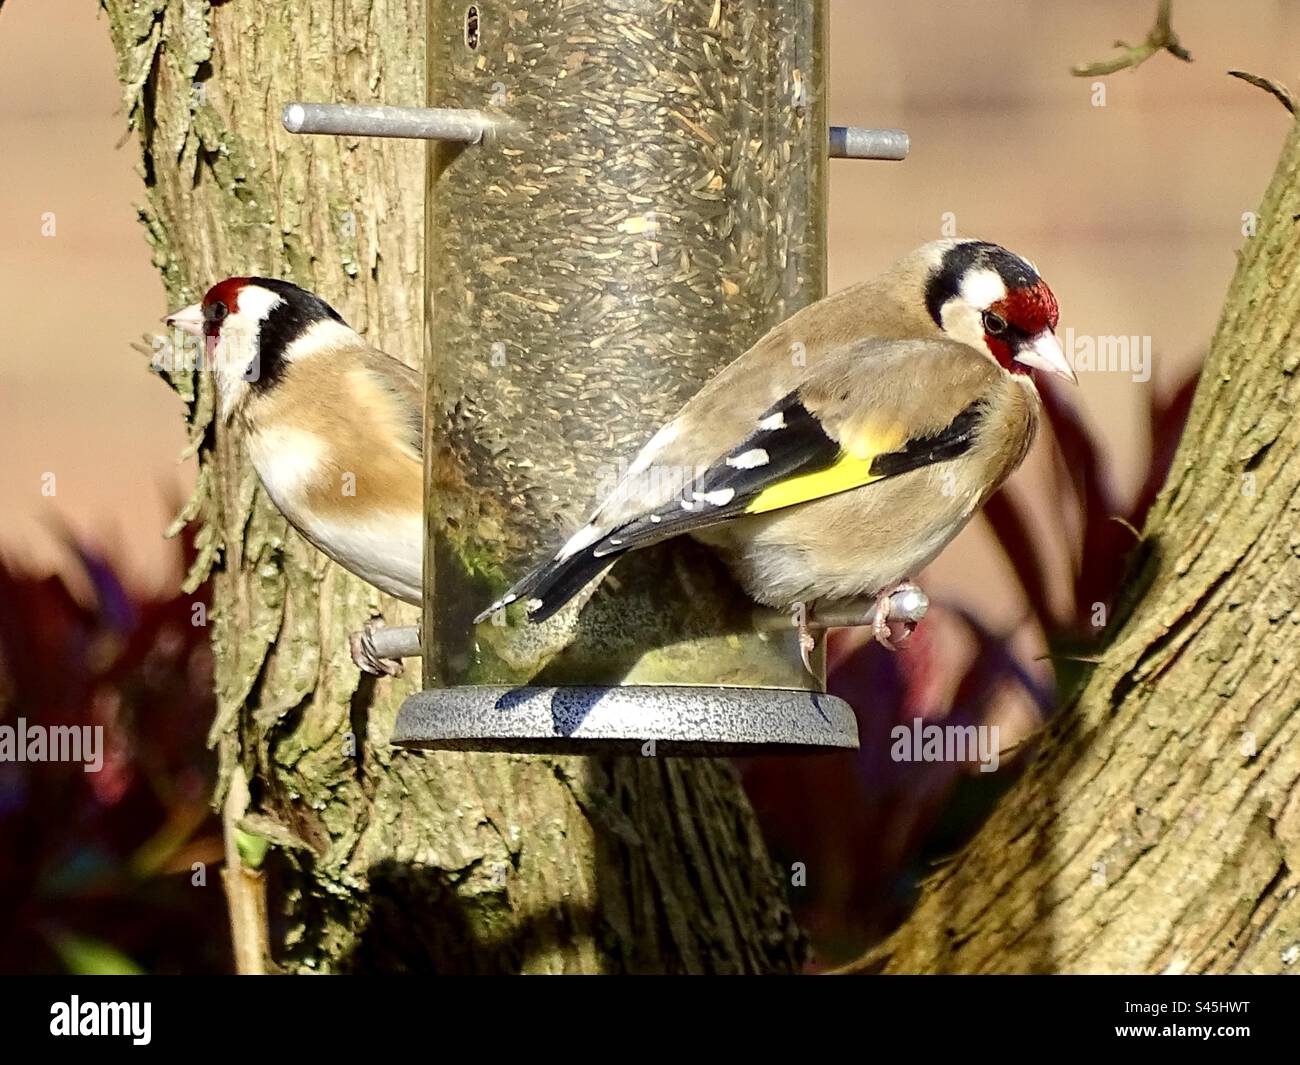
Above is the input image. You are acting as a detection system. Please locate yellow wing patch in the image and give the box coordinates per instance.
[743,420,907,516]
[743,452,885,514]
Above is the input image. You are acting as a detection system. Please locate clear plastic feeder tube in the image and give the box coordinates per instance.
[423,0,829,692]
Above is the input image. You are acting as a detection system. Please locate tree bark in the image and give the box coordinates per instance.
[862,115,1300,975]
[102,0,801,974]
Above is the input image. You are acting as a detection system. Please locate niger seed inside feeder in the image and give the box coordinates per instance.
[326,0,904,752]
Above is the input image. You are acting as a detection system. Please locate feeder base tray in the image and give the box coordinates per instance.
[392,684,858,755]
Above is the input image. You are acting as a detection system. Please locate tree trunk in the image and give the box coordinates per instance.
[863,115,1300,975]
[102,0,802,974]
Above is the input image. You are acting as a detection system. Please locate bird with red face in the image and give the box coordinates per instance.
[476,238,1075,665]
[165,278,423,619]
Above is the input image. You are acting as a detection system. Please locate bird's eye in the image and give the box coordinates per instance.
[982,311,1008,336]
[206,301,229,323]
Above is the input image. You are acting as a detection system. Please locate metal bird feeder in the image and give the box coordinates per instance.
[284,0,909,754]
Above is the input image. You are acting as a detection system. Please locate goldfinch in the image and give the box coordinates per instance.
[475,239,1075,660]
[165,279,424,617]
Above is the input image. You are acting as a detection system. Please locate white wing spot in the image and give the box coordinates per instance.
[758,411,786,431]
[727,448,769,469]
[699,488,735,506]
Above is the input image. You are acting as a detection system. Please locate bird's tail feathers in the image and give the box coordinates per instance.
[472,529,628,625]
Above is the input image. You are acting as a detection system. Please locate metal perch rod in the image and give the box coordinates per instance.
[282,103,909,160]
[829,125,909,161]
[281,103,495,143]
[752,587,929,632]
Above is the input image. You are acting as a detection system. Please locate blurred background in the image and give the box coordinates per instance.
[1,0,1296,972]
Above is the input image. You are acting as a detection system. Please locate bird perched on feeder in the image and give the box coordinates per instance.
[164,278,423,671]
[475,238,1075,666]
[168,239,1073,673]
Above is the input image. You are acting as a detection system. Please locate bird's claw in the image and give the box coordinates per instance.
[798,627,818,675]
[872,581,928,651]
[349,620,405,677]
[872,599,898,650]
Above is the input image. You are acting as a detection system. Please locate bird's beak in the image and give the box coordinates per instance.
[1014,330,1077,384]
[164,303,204,337]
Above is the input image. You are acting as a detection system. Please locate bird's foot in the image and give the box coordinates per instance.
[349,619,406,677]
[871,581,929,651]
[784,584,929,670]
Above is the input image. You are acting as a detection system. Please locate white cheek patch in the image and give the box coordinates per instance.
[211,292,282,417]
[939,301,987,353]
[959,268,1007,310]
[214,330,259,418]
